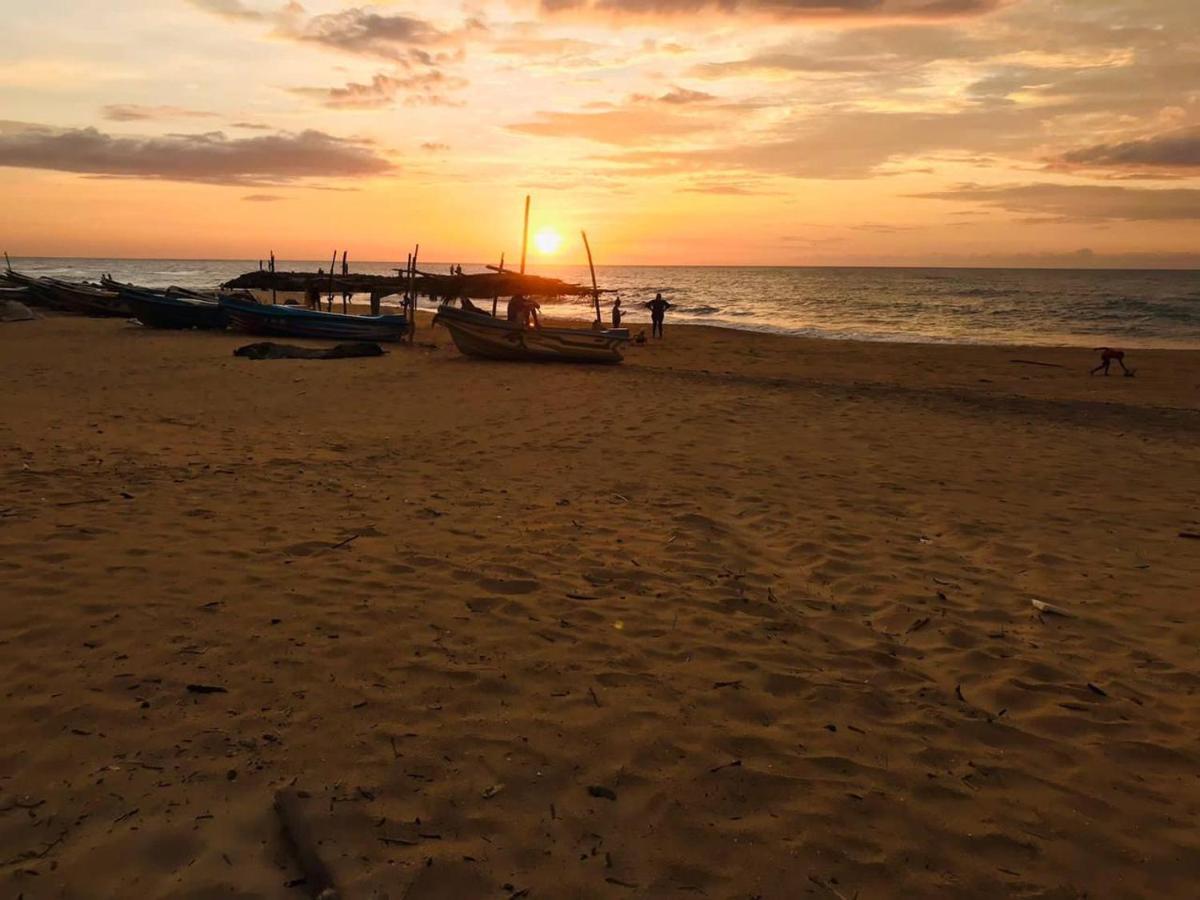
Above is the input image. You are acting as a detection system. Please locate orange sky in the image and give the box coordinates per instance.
[1,0,1198,266]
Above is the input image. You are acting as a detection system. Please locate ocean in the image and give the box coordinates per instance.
[8,257,1199,349]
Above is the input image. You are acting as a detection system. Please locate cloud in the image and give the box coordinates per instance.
[910,182,1200,221]
[420,142,450,152]
[657,87,715,104]
[0,122,393,186]
[189,1,476,63]
[242,193,285,201]
[1058,126,1200,171]
[679,180,775,195]
[185,0,268,22]
[102,104,218,122]
[508,105,715,145]
[693,53,881,77]
[289,71,467,109]
[600,107,1039,179]
[541,0,1004,19]
[294,8,444,60]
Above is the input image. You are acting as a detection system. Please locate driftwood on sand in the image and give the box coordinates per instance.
[233,342,384,360]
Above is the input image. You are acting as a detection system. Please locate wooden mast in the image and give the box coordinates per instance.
[519,195,530,275]
[327,250,336,311]
[492,251,504,317]
[409,244,419,342]
[581,230,601,325]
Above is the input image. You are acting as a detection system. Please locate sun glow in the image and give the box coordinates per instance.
[533,227,563,255]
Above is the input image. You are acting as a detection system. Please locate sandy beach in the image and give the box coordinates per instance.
[2,312,1199,899]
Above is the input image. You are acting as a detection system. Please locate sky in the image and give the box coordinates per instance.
[1,0,1198,267]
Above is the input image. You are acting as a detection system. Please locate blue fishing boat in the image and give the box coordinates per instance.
[219,295,409,342]
[123,288,228,330]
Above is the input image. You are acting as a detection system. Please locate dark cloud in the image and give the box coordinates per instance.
[910,183,1200,221]
[0,122,393,186]
[657,87,715,104]
[230,121,273,130]
[295,8,443,60]
[189,1,477,63]
[542,0,1003,18]
[1058,126,1200,171]
[289,71,467,109]
[103,105,218,122]
[242,193,285,201]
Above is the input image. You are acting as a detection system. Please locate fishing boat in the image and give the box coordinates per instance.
[4,269,129,316]
[122,288,228,330]
[219,295,409,342]
[433,304,629,363]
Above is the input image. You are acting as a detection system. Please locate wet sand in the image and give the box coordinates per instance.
[2,313,1199,898]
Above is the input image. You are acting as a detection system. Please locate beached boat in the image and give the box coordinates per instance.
[123,288,228,330]
[433,304,629,363]
[219,295,409,342]
[5,270,129,316]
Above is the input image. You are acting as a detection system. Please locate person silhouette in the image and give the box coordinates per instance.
[1091,347,1133,376]
[644,292,672,338]
[611,297,623,329]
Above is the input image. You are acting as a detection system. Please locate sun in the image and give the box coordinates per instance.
[533,227,563,255]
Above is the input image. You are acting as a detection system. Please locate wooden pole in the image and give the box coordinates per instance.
[409,244,419,342]
[341,250,349,312]
[492,252,504,316]
[327,250,336,311]
[519,195,530,275]
[581,230,601,325]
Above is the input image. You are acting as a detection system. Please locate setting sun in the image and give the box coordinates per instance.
[533,227,563,255]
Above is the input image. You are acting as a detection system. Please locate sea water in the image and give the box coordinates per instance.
[9,258,1199,349]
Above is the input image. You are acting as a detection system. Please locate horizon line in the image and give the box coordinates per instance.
[6,255,1199,273]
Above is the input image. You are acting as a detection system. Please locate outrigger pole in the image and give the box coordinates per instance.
[519,195,531,275]
[581,230,601,325]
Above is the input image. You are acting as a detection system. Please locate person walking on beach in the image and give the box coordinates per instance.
[1091,347,1133,376]
[644,292,672,339]
[611,296,623,329]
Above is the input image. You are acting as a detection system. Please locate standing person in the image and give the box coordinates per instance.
[611,296,623,329]
[269,251,275,274]
[644,292,672,339]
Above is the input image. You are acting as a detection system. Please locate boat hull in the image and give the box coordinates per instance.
[125,291,227,330]
[433,306,627,363]
[219,296,408,342]
[5,271,129,316]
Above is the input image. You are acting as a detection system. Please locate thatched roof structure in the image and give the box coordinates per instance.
[222,269,600,300]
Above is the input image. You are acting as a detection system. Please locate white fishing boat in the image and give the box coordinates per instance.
[433,304,629,364]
